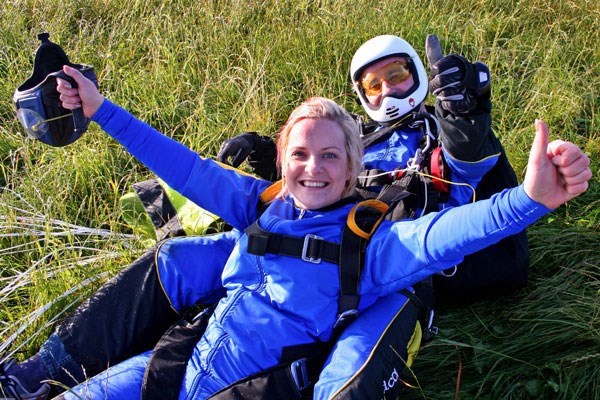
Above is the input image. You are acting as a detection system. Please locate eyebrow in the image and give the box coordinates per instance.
[288,145,345,152]
[322,146,344,152]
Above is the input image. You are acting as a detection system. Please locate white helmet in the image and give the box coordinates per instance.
[350,35,428,125]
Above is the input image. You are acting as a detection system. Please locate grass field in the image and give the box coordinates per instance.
[0,0,598,398]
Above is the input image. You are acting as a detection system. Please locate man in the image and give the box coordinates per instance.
[1,35,524,400]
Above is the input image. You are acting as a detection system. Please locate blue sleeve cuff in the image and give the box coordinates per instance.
[513,184,553,217]
[91,98,113,126]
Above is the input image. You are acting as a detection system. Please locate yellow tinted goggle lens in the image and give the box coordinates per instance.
[361,61,411,96]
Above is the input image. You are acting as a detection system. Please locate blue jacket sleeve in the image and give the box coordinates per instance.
[442,151,499,207]
[92,100,271,230]
[435,100,501,207]
[360,185,550,299]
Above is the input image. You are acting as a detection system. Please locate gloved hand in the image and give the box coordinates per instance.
[217,131,259,167]
[217,131,278,181]
[425,34,491,115]
[247,136,278,181]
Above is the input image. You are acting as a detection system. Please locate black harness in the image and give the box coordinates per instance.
[358,111,450,221]
[141,194,411,400]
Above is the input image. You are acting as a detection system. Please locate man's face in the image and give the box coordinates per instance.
[283,118,350,210]
[359,56,415,107]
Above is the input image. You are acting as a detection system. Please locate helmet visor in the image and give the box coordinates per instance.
[16,107,50,139]
[360,59,411,97]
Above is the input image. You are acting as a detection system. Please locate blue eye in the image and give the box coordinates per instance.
[291,151,306,158]
[323,152,337,159]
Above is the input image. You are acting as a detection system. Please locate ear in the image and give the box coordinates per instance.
[346,167,353,183]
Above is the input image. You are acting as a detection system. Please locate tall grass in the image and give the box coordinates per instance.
[0,0,598,398]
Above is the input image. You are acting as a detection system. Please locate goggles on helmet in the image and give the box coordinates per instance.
[360,59,411,97]
[350,35,429,126]
[13,33,98,147]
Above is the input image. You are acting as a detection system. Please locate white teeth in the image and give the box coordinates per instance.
[303,181,326,188]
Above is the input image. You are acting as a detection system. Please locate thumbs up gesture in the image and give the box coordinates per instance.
[524,120,591,209]
[425,34,491,115]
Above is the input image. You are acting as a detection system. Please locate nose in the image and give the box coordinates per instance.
[380,80,394,96]
[306,156,322,174]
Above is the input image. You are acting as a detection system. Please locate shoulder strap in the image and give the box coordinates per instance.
[336,200,389,330]
[245,221,341,265]
[259,180,282,204]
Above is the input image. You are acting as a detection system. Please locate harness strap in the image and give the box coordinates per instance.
[336,200,389,330]
[337,225,363,329]
[375,172,417,206]
[360,113,415,149]
[400,286,438,342]
[356,168,394,188]
[208,343,327,400]
[245,221,341,265]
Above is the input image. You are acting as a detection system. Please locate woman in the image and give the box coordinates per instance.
[53,65,590,399]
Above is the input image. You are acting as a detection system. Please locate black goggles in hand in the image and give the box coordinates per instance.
[13,33,98,147]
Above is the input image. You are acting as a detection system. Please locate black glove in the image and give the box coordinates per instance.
[425,35,491,115]
[247,136,278,181]
[217,131,259,167]
[217,131,278,181]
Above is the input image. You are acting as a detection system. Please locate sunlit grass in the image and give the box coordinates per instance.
[0,0,598,398]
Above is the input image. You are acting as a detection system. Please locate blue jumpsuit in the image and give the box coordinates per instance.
[60,100,549,399]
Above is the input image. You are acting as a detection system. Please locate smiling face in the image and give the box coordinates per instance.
[282,118,351,210]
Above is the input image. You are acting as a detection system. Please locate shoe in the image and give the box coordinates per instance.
[0,359,50,400]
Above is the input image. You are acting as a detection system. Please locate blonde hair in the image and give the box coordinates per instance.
[276,97,363,200]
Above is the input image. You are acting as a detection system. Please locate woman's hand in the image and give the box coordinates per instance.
[57,65,104,118]
[523,119,591,209]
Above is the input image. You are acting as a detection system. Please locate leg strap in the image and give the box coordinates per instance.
[142,307,214,400]
[208,344,325,400]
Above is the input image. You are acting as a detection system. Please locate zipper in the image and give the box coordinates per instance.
[298,209,306,219]
[187,291,244,398]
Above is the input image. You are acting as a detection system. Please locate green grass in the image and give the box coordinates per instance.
[1,0,598,398]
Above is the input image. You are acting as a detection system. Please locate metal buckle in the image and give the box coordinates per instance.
[302,234,322,263]
[333,309,359,329]
[423,309,439,342]
[290,358,310,391]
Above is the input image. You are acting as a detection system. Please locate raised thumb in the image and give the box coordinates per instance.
[532,119,550,163]
[425,34,444,66]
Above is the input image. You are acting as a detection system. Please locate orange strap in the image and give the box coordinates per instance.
[346,199,389,240]
[259,180,283,204]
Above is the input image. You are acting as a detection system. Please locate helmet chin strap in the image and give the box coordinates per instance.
[375,107,419,127]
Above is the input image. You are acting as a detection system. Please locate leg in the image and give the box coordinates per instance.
[55,231,239,376]
[156,230,240,311]
[314,291,423,400]
[54,247,179,378]
[55,351,151,400]
[3,231,239,396]
[2,247,171,397]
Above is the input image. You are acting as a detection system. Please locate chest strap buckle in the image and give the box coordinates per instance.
[302,234,323,263]
[290,358,310,391]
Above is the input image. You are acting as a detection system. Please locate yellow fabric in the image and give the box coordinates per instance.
[159,179,220,236]
[119,179,220,245]
[406,320,422,367]
[119,191,158,246]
